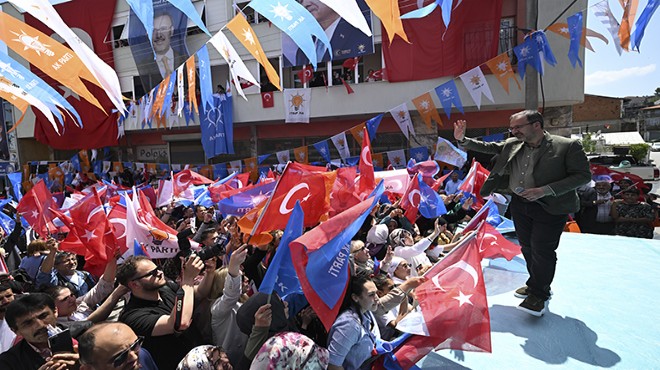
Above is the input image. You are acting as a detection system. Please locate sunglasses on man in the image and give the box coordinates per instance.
[108,336,144,368]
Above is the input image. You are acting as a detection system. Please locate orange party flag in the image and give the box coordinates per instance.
[294,146,309,164]
[364,0,409,44]
[0,88,29,132]
[112,162,124,173]
[412,92,443,128]
[151,75,171,120]
[0,13,105,113]
[186,57,198,114]
[547,23,609,52]
[79,150,91,173]
[349,124,366,145]
[226,13,281,91]
[244,157,258,174]
[618,0,639,51]
[48,165,64,188]
[485,52,521,95]
[199,165,214,180]
[372,153,384,169]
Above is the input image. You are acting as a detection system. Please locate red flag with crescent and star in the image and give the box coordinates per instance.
[297,65,314,85]
[172,169,213,196]
[400,173,421,223]
[358,127,375,196]
[241,162,336,235]
[458,160,491,207]
[17,180,59,238]
[393,229,491,369]
[261,92,274,108]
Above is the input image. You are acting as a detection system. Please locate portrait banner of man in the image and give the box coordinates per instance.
[282,0,374,67]
[129,0,190,92]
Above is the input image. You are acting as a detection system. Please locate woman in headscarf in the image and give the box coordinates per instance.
[388,218,444,276]
[250,332,329,370]
[177,345,233,370]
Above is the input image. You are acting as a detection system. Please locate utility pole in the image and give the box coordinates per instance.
[524,0,539,111]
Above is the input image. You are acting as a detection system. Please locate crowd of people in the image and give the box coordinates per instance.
[0,110,657,370]
[0,179,477,370]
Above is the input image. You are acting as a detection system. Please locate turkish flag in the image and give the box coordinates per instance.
[297,65,314,84]
[17,180,59,238]
[400,174,422,223]
[261,92,274,108]
[358,127,375,196]
[173,169,213,195]
[383,0,503,82]
[329,167,360,217]
[458,160,491,207]
[25,0,119,149]
[394,231,491,368]
[368,68,384,81]
[431,170,453,191]
[478,222,521,261]
[590,164,649,191]
[342,57,360,70]
[107,202,128,254]
[244,163,336,235]
[68,190,117,273]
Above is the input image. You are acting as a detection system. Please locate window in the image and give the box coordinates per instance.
[499,17,517,60]
[112,25,128,48]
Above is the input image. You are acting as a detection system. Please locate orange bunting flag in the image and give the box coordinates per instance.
[226,13,281,91]
[244,157,258,175]
[372,153,384,169]
[79,150,91,173]
[199,165,214,180]
[146,163,157,176]
[349,124,366,145]
[294,146,309,164]
[186,57,198,114]
[618,0,639,50]
[0,13,105,113]
[112,162,124,173]
[485,52,521,95]
[48,165,64,188]
[364,0,409,44]
[546,23,609,51]
[0,88,29,131]
[412,92,443,128]
[151,75,171,120]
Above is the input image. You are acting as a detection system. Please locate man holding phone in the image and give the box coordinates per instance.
[0,293,79,369]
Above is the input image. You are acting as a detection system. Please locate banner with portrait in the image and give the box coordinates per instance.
[129,0,191,92]
[282,0,374,67]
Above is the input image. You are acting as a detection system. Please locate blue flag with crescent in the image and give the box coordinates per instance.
[567,12,583,68]
[248,0,331,68]
[166,0,211,36]
[259,201,304,298]
[197,45,214,110]
[366,114,384,142]
[434,80,464,118]
[0,52,79,127]
[631,0,659,52]
[313,140,332,163]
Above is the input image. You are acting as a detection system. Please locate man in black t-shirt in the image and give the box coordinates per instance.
[117,255,215,370]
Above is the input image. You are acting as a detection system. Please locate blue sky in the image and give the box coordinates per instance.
[584,0,660,98]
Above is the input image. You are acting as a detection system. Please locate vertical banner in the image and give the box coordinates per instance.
[200,94,234,159]
[283,89,311,123]
[128,0,191,92]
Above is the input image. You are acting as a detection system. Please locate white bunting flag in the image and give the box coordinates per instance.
[387,149,407,169]
[389,103,415,139]
[593,1,623,56]
[177,65,185,116]
[277,150,290,164]
[459,66,494,109]
[330,132,350,159]
[229,160,242,174]
[318,0,372,36]
[283,88,311,123]
[208,31,260,101]
[102,161,111,173]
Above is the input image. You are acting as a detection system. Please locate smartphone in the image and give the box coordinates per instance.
[48,329,74,353]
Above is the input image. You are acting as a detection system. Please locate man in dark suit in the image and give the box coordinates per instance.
[454,110,591,316]
[0,293,79,370]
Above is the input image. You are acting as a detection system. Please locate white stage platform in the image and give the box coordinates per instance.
[417,232,660,369]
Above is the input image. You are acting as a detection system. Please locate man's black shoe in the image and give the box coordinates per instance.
[517,294,548,317]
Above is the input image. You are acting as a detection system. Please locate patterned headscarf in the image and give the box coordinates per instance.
[249,332,329,370]
[388,228,413,248]
[176,345,233,370]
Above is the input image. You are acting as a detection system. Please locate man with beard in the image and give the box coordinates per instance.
[0,284,16,353]
[78,322,158,370]
[117,255,215,370]
[0,293,79,369]
[454,110,590,317]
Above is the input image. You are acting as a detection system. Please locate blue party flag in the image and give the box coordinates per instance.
[567,12,583,68]
[434,80,464,118]
[513,36,542,78]
[125,0,154,56]
[417,174,447,218]
[8,172,22,202]
[165,0,211,36]
[313,140,332,163]
[197,45,214,111]
[259,202,304,298]
[366,114,384,142]
[258,154,272,164]
[218,181,276,216]
[631,0,659,51]
[409,146,430,163]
